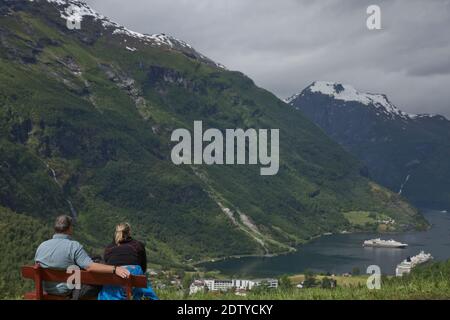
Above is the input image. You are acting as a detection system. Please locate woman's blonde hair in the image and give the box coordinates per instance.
[114,222,131,245]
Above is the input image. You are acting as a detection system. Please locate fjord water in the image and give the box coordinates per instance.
[200,209,450,277]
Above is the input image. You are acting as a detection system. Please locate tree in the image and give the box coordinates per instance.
[251,281,270,295]
[352,267,361,276]
[302,270,317,288]
[279,275,292,290]
[182,273,193,290]
[321,277,336,289]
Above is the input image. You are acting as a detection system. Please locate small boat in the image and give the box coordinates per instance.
[363,238,408,248]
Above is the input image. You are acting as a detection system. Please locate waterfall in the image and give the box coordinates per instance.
[48,166,61,188]
[398,174,411,195]
[66,200,78,219]
[45,162,78,220]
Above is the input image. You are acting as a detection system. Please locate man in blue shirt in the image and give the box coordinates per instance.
[35,215,131,299]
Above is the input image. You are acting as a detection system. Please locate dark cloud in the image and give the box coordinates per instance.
[85,0,450,117]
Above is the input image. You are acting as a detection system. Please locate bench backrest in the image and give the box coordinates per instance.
[21,264,147,300]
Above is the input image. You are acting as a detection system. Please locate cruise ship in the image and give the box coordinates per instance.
[363,238,408,248]
[396,251,433,277]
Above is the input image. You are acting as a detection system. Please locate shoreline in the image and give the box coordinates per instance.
[192,214,437,272]
[192,248,296,269]
[192,230,401,269]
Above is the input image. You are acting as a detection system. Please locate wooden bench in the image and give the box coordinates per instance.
[21,264,147,300]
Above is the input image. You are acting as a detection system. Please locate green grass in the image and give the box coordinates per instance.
[289,274,369,287]
[343,211,377,226]
[342,210,392,228]
[158,261,450,300]
[0,207,52,299]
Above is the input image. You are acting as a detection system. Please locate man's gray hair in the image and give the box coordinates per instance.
[54,215,73,233]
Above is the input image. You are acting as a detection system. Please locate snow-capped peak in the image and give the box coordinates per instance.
[42,0,225,68]
[309,81,401,112]
[44,0,191,48]
[289,81,412,119]
[286,81,449,121]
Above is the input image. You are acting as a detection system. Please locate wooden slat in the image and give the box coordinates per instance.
[24,292,97,300]
[33,264,43,300]
[21,265,147,288]
[126,284,132,300]
[24,292,68,300]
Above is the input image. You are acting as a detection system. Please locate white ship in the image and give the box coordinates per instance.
[363,238,408,248]
[396,251,433,277]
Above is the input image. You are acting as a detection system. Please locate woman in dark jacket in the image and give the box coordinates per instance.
[104,222,147,272]
[98,223,158,300]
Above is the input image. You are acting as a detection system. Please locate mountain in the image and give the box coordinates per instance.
[287,81,450,209]
[0,1,425,297]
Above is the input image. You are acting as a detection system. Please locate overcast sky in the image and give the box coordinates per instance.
[85,0,450,117]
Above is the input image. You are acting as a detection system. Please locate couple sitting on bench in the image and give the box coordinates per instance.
[34,215,158,300]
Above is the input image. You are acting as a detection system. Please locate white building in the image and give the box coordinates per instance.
[259,279,279,289]
[195,278,278,293]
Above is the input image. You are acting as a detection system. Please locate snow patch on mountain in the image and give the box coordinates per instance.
[409,113,448,121]
[44,0,190,48]
[43,0,225,68]
[283,93,301,104]
[308,81,411,119]
[285,81,448,121]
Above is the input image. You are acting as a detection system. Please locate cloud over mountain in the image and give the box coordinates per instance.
[85,0,450,117]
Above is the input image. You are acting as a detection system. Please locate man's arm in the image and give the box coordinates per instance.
[73,242,130,278]
[86,262,130,278]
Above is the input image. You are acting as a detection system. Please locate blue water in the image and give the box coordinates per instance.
[199,209,450,276]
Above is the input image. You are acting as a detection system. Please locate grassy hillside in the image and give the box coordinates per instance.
[0,0,427,298]
[0,206,51,299]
